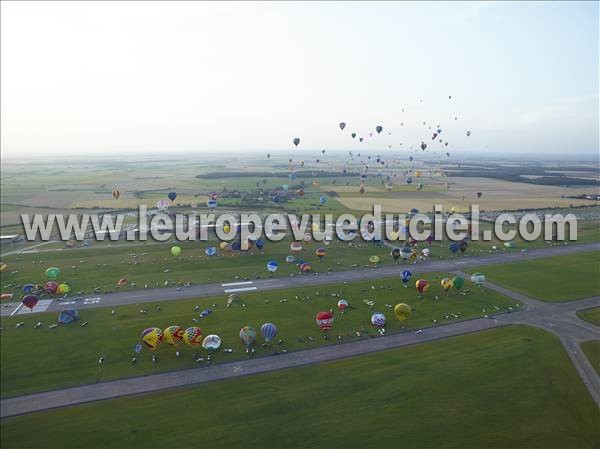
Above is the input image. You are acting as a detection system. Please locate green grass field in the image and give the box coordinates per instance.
[467,251,600,302]
[0,274,519,397]
[581,340,600,376]
[2,325,598,449]
[577,307,600,327]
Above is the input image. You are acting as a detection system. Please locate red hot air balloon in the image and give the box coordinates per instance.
[22,294,39,309]
[415,279,429,294]
[315,311,334,332]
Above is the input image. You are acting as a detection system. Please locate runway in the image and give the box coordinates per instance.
[2,242,598,317]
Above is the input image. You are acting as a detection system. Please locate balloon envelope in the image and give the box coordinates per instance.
[22,294,39,309]
[141,327,163,351]
[260,323,278,342]
[171,246,182,257]
[58,309,80,324]
[371,312,386,328]
[183,327,203,346]
[45,267,60,280]
[202,334,222,352]
[240,326,257,347]
[267,260,279,273]
[394,303,411,322]
[315,311,334,331]
[163,325,184,345]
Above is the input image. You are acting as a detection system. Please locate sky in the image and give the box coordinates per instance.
[1,1,598,157]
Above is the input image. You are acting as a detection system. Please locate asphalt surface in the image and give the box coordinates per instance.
[2,242,598,317]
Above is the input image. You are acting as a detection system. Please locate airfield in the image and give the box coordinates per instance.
[1,155,599,448]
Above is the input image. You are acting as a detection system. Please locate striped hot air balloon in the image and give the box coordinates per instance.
[315,311,334,332]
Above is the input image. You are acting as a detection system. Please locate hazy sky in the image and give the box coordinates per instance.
[1,1,598,156]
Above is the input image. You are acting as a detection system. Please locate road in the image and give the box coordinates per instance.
[1,279,598,418]
[2,242,598,317]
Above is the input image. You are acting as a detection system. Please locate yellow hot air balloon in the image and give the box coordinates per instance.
[389,231,399,241]
[369,255,380,265]
[223,223,231,234]
[394,303,411,322]
[57,283,71,294]
[441,277,453,292]
[141,327,163,351]
[163,325,184,346]
[183,327,203,346]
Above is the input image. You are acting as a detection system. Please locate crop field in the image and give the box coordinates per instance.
[466,251,600,302]
[2,325,598,449]
[0,273,519,397]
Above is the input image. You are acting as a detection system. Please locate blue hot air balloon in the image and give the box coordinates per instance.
[319,196,327,205]
[256,239,265,250]
[168,191,177,202]
[207,199,218,209]
[449,242,460,255]
[260,322,278,343]
[58,309,80,324]
[205,247,217,256]
[267,260,279,273]
[22,284,35,294]
[400,270,412,286]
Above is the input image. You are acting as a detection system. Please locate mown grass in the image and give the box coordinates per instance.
[0,273,519,397]
[1,326,598,449]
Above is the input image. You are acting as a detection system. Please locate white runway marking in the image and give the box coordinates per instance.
[223,287,257,293]
[12,300,53,315]
[83,298,101,305]
[221,281,254,287]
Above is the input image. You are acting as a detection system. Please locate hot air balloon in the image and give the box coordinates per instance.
[183,327,203,346]
[359,137,364,142]
[58,309,79,324]
[290,242,303,253]
[299,262,312,272]
[116,277,128,287]
[44,281,59,294]
[471,272,486,285]
[315,247,326,259]
[202,334,222,352]
[351,133,357,139]
[459,241,468,254]
[452,276,465,290]
[112,189,120,200]
[394,303,411,322]
[390,248,401,262]
[45,267,60,280]
[375,125,383,134]
[267,260,279,273]
[293,138,300,146]
[22,294,39,310]
[240,326,257,347]
[337,299,348,311]
[466,130,471,136]
[207,199,218,209]
[441,277,453,292]
[415,279,429,294]
[319,196,327,205]
[400,269,412,286]
[449,242,460,255]
[255,239,265,250]
[421,142,427,151]
[339,122,346,130]
[260,323,278,343]
[156,200,170,211]
[57,283,70,295]
[205,247,217,256]
[369,255,380,265]
[141,327,163,351]
[285,255,296,264]
[371,312,386,328]
[227,293,241,306]
[400,247,413,261]
[22,284,35,294]
[168,191,177,202]
[477,192,482,199]
[163,325,184,346]
[171,246,181,257]
[315,311,334,332]
[421,248,430,257]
